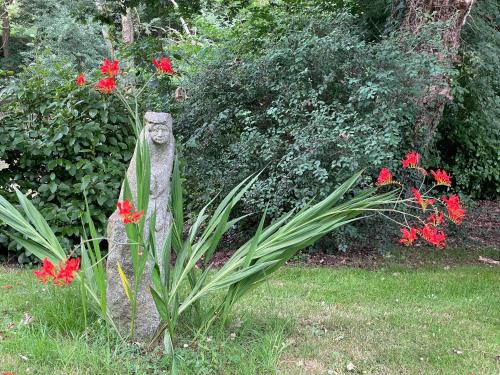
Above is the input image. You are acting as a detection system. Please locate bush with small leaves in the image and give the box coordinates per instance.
[176,10,452,236]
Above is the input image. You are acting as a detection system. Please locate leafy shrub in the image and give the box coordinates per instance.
[0,57,134,261]
[176,10,450,224]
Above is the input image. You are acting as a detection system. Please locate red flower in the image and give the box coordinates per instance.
[431,169,452,186]
[441,194,465,224]
[117,199,132,216]
[399,227,418,246]
[376,168,393,186]
[75,73,86,86]
[411,187,421,202]
[96,77,117,94]
[153,57,174,74]
[402,151,420,168]
[100,59,120,77]
[427,212,444,226]
[117,199,144,224]
[420,224,446,248]
[33,257,56,284]
[411,188,434,210]
[54,258,80,286]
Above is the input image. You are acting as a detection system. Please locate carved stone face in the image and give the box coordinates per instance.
[148,121,170,144]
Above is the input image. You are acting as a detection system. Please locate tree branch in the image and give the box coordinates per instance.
[168,0,192,37]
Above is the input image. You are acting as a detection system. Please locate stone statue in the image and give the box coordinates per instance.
[106,112,175,341]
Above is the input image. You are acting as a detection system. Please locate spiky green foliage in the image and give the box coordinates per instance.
[147,161,397,356]
[0,153,396,355]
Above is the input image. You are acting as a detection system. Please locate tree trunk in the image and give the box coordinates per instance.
[169,0,192,37]
[1,0,11,58]
[395,0,476,146]
[121,7,134,44]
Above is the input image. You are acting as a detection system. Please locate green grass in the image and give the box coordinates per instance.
[0,253,499,374]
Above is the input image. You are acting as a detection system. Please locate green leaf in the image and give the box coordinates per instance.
[150,287,169,322]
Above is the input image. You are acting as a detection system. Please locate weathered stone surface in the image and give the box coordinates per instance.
[106,112,175,341]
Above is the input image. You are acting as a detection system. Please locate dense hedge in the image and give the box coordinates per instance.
[176,11,450,221]
[0,59,134,262]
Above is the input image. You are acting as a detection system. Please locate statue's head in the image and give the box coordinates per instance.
[145,111,172,145]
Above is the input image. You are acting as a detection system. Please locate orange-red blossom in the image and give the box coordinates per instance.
[431,169,452,186]
[376,168,393,186]
[153,57,175,74]
[117,199,144,224]
[34,257,80,286]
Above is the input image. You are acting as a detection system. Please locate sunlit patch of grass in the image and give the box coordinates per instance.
[1,259,499,374]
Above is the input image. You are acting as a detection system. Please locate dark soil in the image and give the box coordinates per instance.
[209,200,500,269]
[463,200,500,248]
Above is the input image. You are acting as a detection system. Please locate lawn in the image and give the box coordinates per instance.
[0,250,499,374]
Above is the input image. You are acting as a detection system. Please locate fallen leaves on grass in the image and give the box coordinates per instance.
[295,359,327,373]
[478,256,499,266]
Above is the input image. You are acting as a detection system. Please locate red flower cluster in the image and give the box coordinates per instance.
[376,168,393,186]
[153,57,175,75]
[399,224,446,248]
[420,225,446,248]
[34,257,80,286]
[54,257,81,286]
[77,54,175,95]
[117,199,144,224]
[96,77,117,94]
[75,73,86,86]
[95,59,120,94]
[402,151,420,169]
[442,195,465,224]
[377,151,466,249]
[431,169,452,186]
[100,59,120,77]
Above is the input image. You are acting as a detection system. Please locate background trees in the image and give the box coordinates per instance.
[0,0,498,261]
[1,0,12,58]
